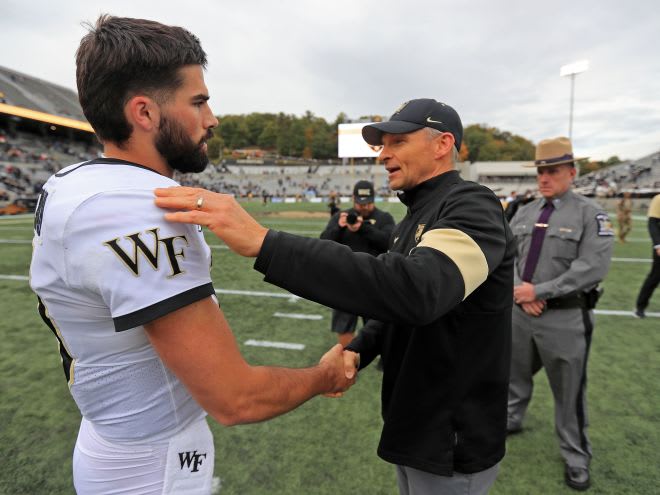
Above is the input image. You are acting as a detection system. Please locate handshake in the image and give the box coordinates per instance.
[319,344,360,398]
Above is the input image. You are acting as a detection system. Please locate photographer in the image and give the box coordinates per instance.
[320,180,395,346]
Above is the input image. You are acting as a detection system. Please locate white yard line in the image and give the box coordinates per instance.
[611,257,652,263]
[216,288,301,301]
[244,339,305,350]
[595,309,660,317]
[273,312,323,320]
[2,273,658,318]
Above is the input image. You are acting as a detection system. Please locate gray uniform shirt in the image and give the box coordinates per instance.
[510,189,614,300]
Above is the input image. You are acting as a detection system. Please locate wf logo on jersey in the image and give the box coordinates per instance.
[104,228,189,277]
[179,451,207,472]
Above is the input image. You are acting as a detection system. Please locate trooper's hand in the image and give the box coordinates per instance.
[521,300,545,317]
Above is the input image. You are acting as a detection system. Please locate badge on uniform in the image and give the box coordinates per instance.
[415,224,426,243]
[595,213,614,236]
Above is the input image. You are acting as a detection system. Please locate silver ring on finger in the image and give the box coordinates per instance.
[196,197,204,209]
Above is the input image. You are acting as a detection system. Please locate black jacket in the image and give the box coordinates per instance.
[254,171,515,475]
[320,207,394,255]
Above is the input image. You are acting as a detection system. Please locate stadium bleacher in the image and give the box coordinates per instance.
[1,64,658,212]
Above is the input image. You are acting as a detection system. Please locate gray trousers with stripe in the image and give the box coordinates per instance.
[507,305,593,468]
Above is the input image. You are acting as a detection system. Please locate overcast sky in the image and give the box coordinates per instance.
[2,0,659,160]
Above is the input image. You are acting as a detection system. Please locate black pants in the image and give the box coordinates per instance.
[636,249,660,310]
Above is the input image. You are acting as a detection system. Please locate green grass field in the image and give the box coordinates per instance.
[0,201,658,494]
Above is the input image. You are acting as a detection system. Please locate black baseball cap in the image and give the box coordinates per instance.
[362,98,463,151]
[353,180,375,204]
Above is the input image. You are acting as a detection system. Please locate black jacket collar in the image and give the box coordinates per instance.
[398,170,462,212]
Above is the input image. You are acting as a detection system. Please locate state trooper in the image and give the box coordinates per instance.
[507,137,614,491]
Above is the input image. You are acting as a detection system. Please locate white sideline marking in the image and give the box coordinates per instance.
[0,239,31,244]
[595,309,660,317]
[611,257,651,263]
[216,288,300,302]
[0,276,303,301]
[274,312,323,320]
[2,273,658,318]
[245,339,305,350]
[0,274,29,281]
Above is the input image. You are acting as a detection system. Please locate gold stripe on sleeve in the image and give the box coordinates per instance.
[649,194,660,219]
[417,228,489,300]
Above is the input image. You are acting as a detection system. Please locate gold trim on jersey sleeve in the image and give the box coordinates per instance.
[417,228,489,300]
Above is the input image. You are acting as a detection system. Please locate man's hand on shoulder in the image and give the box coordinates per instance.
[154,186,268,257]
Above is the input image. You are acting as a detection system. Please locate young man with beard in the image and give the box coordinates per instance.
[29,16,354,494]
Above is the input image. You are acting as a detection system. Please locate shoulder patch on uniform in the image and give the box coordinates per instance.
[595,213,614,237]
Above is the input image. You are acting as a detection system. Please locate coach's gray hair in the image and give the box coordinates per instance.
[425,127,458,166]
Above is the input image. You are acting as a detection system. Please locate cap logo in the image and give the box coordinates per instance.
[357,188,371,196]
[426,117,444,125]
[394,101,409,114]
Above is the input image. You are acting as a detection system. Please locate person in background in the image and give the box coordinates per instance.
[634,193,660,318]
[507,137,614,491]
[320,180,395,347]
[327,191,340,216]
[505,189,535,222]
[615,191,633,243]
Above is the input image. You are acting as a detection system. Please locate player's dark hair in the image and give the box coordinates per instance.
[76,15,207,146]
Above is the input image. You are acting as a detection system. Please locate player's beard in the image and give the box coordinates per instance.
[155,116,212,174]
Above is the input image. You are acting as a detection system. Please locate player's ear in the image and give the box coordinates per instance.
[125,95,160,133]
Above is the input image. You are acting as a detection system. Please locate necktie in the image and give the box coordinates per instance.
[521,202,554,283]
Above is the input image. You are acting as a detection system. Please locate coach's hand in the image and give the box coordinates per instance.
[155,186,268,257]
[321,346,358,398]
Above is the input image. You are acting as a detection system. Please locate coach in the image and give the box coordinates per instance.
[156,98,515,495]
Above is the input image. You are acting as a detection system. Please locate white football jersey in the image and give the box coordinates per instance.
[30,158,214,443]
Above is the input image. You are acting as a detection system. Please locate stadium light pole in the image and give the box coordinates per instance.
[560,60,589,141]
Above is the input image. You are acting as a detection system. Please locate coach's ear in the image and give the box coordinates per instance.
[125,95,161,134]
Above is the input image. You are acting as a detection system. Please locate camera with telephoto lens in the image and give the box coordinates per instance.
[346,211,359,225]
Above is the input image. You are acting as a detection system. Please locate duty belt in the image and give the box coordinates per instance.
[545,288,602,310]
[545,293,588,310]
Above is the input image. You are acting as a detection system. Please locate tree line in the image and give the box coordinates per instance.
[207,112,621,170]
